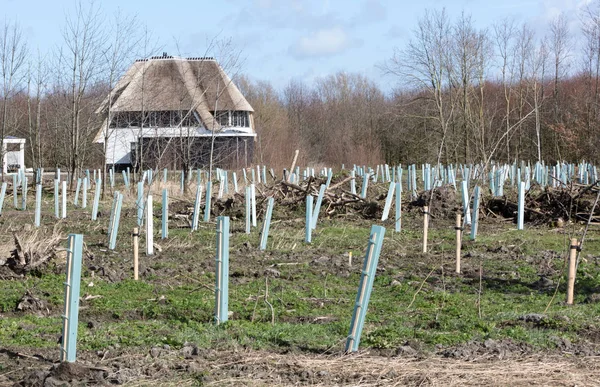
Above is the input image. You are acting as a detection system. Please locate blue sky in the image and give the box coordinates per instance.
[3,0,590,91]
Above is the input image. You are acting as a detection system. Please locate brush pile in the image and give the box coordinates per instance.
[484,183,600,225]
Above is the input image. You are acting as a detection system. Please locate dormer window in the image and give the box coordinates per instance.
[211,110,250,128]
[109,110,201,128]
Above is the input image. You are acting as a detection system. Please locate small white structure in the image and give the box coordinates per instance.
[2,136,25,174]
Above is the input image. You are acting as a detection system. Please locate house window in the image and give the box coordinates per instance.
[232,111,249,127]
[211,111,250,128]
[213,111,230,126]
[110,110,200,128]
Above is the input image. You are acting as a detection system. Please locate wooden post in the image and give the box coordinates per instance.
[455,213,462,274]
[567,238,578,305]
[133,227,139,280]
[423,206,429,253]
[288,150,299,182]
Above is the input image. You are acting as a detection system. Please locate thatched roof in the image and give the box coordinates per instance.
[95,56,253,136]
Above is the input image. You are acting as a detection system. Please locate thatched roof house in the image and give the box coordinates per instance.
[95,54,255,170]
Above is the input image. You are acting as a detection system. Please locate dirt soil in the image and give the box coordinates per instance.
[2,346,600,386]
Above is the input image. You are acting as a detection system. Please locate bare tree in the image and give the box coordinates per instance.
[580,1,600,151]
[0,20,27,179]
[549,14,572,122]
[98,11,140,197]
[26,50,48,170]
[493,18,517,162]
[528,39,548,161]
[451,13,493,164]
[382,8,456,166]
[513,23,534,161]
[59,0,105,187]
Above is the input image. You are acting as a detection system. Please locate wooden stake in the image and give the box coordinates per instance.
[288,150,299,182]
[133,227,139,280]
[567,238,578,305]
[423,206,429,253]
[455,213,462,274]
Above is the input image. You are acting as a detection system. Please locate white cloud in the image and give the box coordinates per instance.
[256,0,273,9]
[292,27,352,58]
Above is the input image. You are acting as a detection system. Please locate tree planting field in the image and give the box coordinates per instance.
[2,175,600,386]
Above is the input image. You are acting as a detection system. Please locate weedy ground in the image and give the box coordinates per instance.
[1,180,600,386]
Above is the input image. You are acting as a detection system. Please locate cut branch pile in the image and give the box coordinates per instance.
[4,224,63,273]
[209,176,389,219]
[484,183,600,225]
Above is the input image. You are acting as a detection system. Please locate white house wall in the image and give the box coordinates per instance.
[105,127,256,165]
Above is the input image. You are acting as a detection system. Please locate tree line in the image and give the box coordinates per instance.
[2,3,600,184]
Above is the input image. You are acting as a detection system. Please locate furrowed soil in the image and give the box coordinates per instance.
[2,177,600,386]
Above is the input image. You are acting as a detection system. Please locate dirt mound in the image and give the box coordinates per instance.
[410,185,460,219]
[16,290,49,315]
[16,362,108,386]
